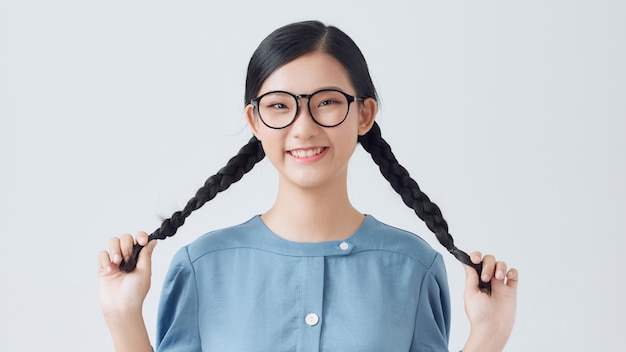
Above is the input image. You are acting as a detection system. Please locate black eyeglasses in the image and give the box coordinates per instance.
[250,89,363,129]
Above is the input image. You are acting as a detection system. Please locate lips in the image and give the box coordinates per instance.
[288,147,326,158]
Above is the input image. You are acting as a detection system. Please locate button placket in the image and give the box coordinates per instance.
[297,257,324,352]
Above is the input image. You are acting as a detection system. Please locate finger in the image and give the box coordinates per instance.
[119,234,135,263]
[481,254,496,282]
[108,237,123,264]
[136,231,149,246]
[494,261,508,281]
[98,250,115,275]
[463,263,480,294]
[469,251,482,265]
[506,268,519,289]
[135,239,157,272]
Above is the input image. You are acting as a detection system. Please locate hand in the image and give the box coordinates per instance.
[462,251,518,352]
[98,232,157,320]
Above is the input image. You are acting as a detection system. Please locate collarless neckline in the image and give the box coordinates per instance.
[247,214,375,257]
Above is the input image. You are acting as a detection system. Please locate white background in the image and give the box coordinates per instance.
[1,1,624,351]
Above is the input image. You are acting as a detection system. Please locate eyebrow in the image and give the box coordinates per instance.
[258,86,355,96]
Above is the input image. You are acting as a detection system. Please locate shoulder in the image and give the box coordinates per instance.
[182,216,265,262]
[354,215,443,269]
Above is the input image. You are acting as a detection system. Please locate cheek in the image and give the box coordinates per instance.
[337,117,361,143]
[252,119,272,142]
[257,131,286,158]
[331,128,359,156]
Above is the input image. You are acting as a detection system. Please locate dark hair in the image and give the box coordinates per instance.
[244,21,377,105]
[120,20,489,293]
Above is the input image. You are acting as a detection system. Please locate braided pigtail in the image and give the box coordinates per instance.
[119,136,265,272]
[359,122,491,293]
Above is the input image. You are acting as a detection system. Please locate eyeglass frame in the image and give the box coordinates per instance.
[249,88,364,129]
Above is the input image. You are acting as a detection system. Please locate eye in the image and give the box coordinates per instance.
[267,103,289,110]
[318,99,339,107]
[258,92,294,111]
[312,90,347,108]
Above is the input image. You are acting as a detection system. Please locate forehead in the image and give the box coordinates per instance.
[258,52,355,95]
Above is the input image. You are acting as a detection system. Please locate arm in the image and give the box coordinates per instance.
[98,232,156,352]
[103,312,152,352]
[462,252,519,352]
[155,246,202,351]
[410,253,451,351]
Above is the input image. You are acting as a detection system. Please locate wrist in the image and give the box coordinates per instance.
[102,304,144,326]
[462,328,509,352]
[104,311,152,352]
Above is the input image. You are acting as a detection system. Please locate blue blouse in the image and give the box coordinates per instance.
[155,215,450,351]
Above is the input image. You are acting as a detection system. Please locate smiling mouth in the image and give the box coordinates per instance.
[288,147,326,158]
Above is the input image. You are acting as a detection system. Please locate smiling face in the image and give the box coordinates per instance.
[245,51,377,191]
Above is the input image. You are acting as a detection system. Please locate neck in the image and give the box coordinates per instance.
[261,177,364,243]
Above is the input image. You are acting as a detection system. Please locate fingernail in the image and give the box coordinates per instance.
[113,254,121,263]
[106,265,112,273]
[496,270,504,280]
[124,256,130,264]
[482,274,490,282]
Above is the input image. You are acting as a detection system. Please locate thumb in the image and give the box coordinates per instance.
[463,264,480,295]
[136,239,157,272]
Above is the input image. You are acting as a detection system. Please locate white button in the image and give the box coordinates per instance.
[339,242,349,251]
[305,313,319,326]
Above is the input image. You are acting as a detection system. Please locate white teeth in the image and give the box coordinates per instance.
[290,148,324,158]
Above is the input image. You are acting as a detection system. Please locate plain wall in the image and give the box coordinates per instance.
[1,0,624,350]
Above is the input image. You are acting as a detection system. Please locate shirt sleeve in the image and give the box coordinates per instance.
[410,253,451,352]
[155,246,202,352]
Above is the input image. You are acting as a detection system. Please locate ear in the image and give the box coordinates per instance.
[245,104,262,140]
[357,97,377,136]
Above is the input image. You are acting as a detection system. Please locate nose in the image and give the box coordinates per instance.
[290,98,320,138]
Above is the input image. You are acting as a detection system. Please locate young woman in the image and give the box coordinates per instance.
[98,21,518,352]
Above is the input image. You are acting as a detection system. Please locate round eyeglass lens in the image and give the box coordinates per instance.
[309,90,350,127]
[257,92,298,128]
